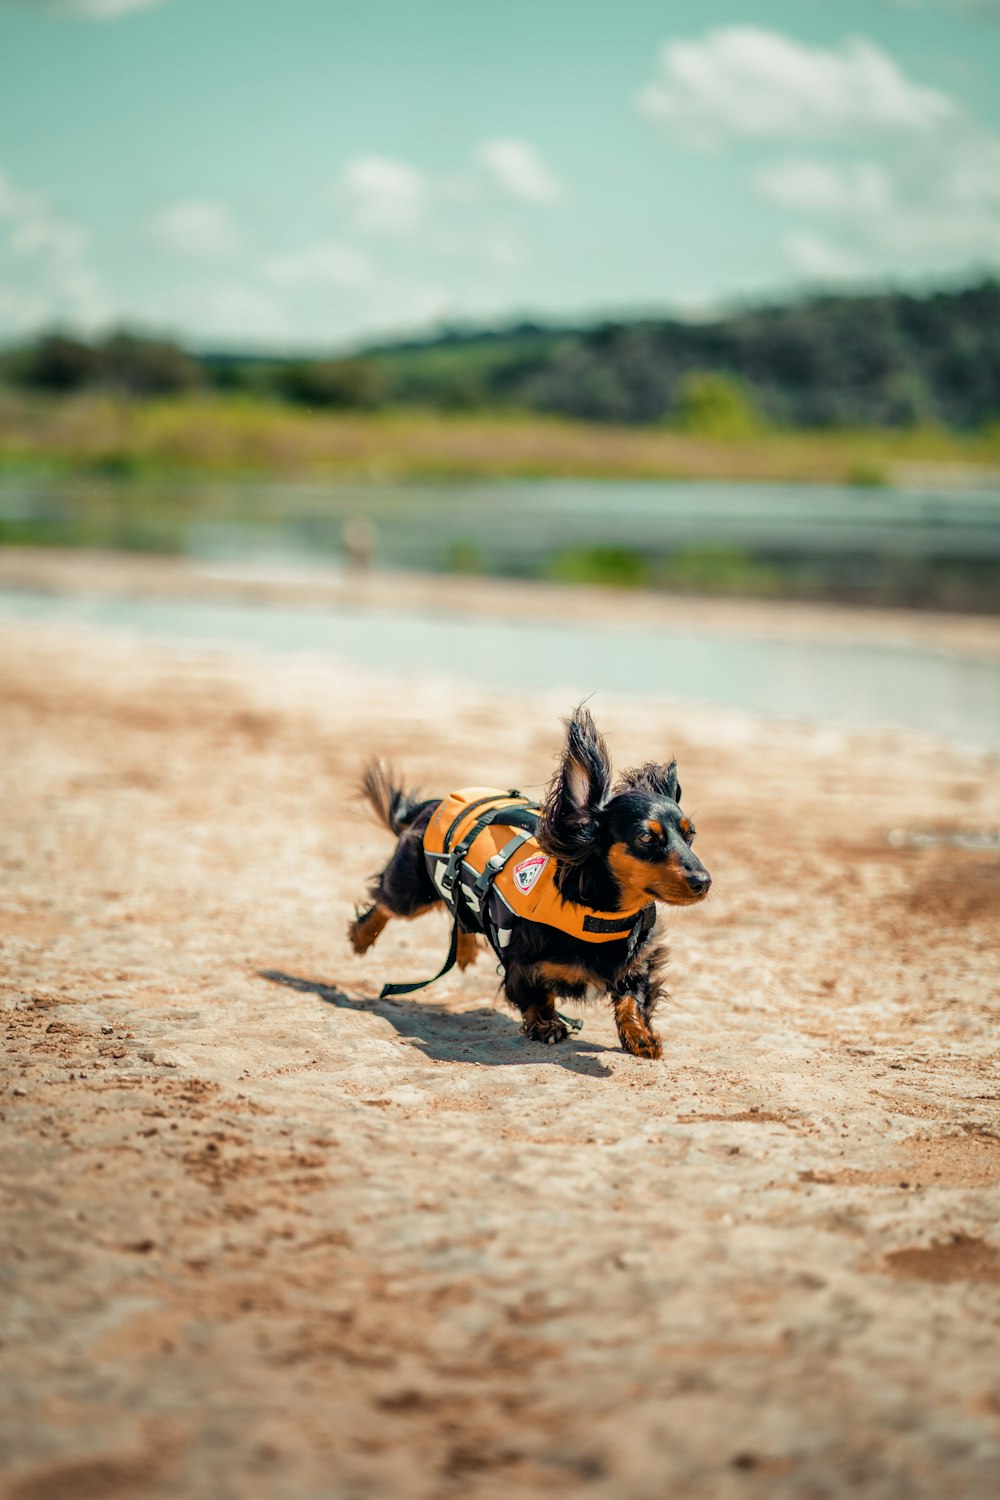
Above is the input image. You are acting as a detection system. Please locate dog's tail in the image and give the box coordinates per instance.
[359,759,425,836]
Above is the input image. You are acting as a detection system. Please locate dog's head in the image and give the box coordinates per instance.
[537,706,711,909]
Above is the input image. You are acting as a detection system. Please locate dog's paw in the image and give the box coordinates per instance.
[522,1014,570,1046]
[619,1028,663,1060]
[348,906,387,955]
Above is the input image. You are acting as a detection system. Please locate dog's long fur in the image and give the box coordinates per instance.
[348,707,711,1058]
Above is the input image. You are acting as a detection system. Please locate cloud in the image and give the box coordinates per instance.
[149,199,240,259]
[766,129,1000,284]
[1,0,171,18]
[343,156,425,232]
[476,139,563,203]
[783,230,871,281]
[263,241,372,289]
[0,164,110,332]
[637,28,956,145]
[756,159,892,213]
[0,168,87,260]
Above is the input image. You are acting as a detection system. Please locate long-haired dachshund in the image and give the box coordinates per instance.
[348,706,711,1059]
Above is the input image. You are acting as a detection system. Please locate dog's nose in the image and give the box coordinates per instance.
[686,869,712,895]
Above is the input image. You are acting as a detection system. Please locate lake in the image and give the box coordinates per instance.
[2,474,999,608]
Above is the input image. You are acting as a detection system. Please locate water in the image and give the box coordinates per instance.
[3,474,1000,569]
[2,585,998,748]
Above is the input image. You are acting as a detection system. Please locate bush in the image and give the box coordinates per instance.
[279,358,385,410]
[673,372,759,438]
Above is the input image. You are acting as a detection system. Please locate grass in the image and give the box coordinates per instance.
[1,390,999,485]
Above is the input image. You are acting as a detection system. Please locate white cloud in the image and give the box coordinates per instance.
[0,168,88,260]
[150,199,240,259]
[637,28,956,146]
[1,0,171,18]
[783,230,871,281]
[263,241,372,289]
[0,164,111,333]
[756,159,892,214]
[476,138,563,203]
[343,156,425,232]
[769,128,1000,284]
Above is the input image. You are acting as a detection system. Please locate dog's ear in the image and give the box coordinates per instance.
[537,706,612,865]
[615,760,681,803]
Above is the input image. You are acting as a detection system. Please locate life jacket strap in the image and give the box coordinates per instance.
[472,829,536,903]
[440,801,540,897]
[379,918,460,999]
[441,789,528,850]
[381,798,541,998]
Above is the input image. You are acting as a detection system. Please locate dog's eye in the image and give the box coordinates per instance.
[635,830,656,848]
[684,825,696,845]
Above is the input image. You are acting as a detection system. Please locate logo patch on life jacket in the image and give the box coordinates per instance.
[512,853,547,893]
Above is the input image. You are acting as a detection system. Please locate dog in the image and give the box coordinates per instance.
[348,706,711,1058]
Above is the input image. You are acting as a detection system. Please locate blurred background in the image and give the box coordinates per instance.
[1,0,999,737]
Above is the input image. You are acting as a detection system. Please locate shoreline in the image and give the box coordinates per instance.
[3,545,1000,665]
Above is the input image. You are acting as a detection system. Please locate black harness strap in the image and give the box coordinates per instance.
[441,789,526,850]
[582,906,655,935]
[380,918,460,999]
[440,802,539,897]
[380,796,540,998]
[472,828,535,904]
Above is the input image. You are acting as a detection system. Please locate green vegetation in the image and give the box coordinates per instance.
[674,373,759,438]
[3,280,1000,431]
[0,280,998,484]
[0,390,998,485]
[362,279,1000,431]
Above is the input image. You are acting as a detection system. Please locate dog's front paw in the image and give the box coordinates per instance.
[522,1013,570,1046]
[619,1028,663,1060]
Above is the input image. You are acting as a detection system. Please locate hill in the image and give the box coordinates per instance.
[3,280,999,433]
[360,281,1000,429]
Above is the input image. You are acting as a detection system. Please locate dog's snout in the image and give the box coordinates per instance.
[686,869,712,896]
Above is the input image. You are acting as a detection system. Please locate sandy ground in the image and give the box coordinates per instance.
[2,567,1000,1500]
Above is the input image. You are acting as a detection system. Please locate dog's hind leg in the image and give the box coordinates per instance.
[349,902,391,954]
[348,810,441,956]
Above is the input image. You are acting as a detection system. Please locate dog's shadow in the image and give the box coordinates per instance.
[259,970,615,1078]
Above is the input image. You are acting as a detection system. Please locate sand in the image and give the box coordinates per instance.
[2,566,999,1500]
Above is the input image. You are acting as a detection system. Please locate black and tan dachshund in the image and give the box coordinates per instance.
[348,707,711,1058]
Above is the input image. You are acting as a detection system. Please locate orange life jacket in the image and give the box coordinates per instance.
[380,788,654,999]
[425,786,653,943]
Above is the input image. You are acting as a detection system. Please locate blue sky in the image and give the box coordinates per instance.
[1,0,999,350]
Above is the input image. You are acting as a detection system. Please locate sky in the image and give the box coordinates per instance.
[1,0,1000,351]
